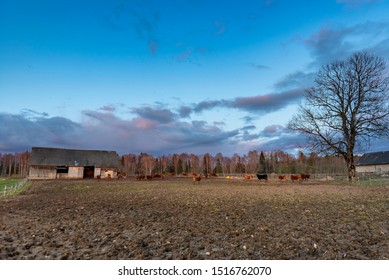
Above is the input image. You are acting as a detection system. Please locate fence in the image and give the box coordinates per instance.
[2,178,28,196]
[354,174,389,187]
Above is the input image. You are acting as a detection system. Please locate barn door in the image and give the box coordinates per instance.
[83,166,95,178]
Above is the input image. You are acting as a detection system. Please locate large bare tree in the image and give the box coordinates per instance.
[288,52,389,182]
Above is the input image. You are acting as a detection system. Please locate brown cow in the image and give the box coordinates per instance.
[146,175,153,180]
[136,175,145,180]
[193,175,202,184]
[290,174,302,183]
[278,175,287,181]
[117,172,126,179]
[244,174,253,180]
[153,173,164,179]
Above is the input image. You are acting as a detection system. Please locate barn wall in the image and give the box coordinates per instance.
[356,164,389,174]
[29,166,118,179]
[29,166,57,179]
[68,167,84,179]
[94,167,101,178]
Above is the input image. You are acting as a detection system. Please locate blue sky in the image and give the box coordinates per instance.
[1,0,389,156]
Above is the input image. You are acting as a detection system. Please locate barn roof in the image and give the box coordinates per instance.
[356,151,389,166]
[30,147,119,167]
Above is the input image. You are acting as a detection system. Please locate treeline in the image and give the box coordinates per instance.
[1,150,353,178]
[120,151,352,177]
[0,151,30,178]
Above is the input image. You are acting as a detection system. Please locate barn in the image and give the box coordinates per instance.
[29,147,119,179]
[356,151,389,175]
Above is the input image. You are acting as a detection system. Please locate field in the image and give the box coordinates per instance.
[1,177,388,260]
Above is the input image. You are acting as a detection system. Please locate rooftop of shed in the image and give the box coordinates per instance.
[30,147,119,167]
[356,151,389,166]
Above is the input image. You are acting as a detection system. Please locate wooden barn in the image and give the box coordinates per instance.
[29,147,119,179]
[356,151,389,175]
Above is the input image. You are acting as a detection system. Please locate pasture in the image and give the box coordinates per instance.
[1,177,388,260]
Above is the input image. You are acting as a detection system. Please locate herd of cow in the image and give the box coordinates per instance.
[102,172,311,184]
[243,173,310,183]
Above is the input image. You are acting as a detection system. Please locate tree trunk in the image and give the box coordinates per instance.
[345,156,356,183]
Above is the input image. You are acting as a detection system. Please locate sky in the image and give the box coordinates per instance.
[1,0,389,156]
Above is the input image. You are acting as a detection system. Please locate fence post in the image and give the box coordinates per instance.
[3,185,7,196]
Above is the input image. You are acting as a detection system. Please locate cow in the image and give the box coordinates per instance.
[291,174,302,183]
[117,172,126,180]
[278,175,287,181]
[193,175,202,184]
[107,174,112,180]
[256,173,268,181]
[301,174,310,181]
[136,175,145,181]
[153,173,164,179]
[244,174,253,180]
[96,175,101,180]
[146,175,153,180]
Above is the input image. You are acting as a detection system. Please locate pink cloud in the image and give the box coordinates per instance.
[134,118,156,129]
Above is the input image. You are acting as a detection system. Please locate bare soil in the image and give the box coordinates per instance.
[1,178,388,260]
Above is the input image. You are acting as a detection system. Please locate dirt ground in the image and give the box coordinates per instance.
[1,178,388,260]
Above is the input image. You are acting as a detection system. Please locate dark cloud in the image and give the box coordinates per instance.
[240,125,286,142]
[193,100,229,113]
[20,109,49,119]
[0,113,81,153]
[130,106,177,123]
[256,125,309,152]
[0,109,242,155]
[260,125,286,137]
[304,21,389,67]
[231,88,303,112]
[259,131,308,152]
[0,108,318,156]
[191,89,304,115]
[177,105,193,118]
[274,71,315,90]
[242,130,260,141]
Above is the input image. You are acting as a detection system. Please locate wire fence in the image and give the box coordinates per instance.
[1,178,28,197]
[354,174,389,187]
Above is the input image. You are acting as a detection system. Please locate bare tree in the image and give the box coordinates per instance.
[288,52,389,182]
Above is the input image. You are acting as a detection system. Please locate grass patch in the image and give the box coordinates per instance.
[0,178,23,190]
[0,178,30,196]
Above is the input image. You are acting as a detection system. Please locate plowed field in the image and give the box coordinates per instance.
[1,178,388,259]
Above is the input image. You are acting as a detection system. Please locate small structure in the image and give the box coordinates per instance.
[29,147,119,179]
[356,151,389,175]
